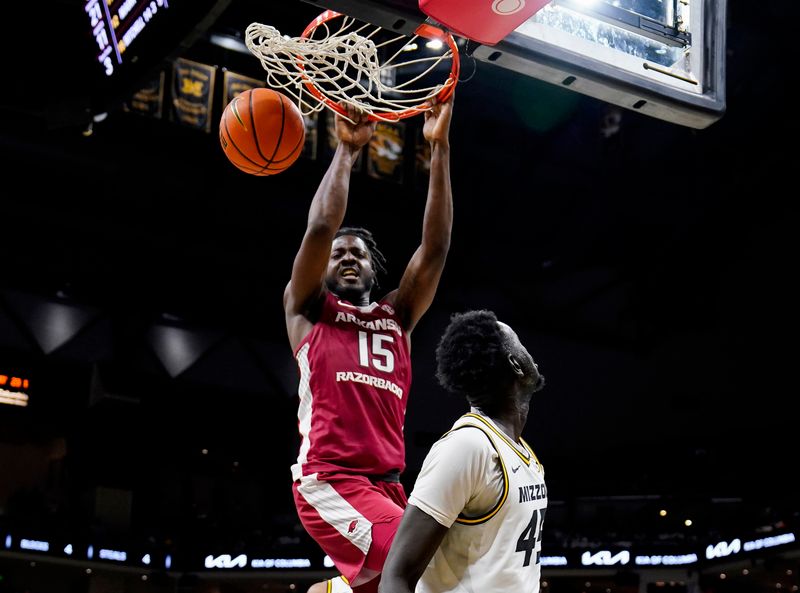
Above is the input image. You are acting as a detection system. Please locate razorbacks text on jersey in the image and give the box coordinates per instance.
[291,292,412,480]
[409,412,548,593]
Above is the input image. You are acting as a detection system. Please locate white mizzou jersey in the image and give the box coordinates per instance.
[408,412,547,593]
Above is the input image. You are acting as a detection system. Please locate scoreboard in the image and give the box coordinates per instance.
[84,0,170,78]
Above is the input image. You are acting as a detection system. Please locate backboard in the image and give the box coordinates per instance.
[301,0,726,129]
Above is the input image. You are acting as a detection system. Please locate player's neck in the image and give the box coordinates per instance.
[476,405,526,442]
[491,414,525,441]
[333,288,372,307]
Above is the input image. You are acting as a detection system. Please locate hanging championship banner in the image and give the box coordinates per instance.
[324,110,362,171]
[171,58,217,133]
[367,121,405,184]
[125,70,166,118]
[222,71,264,105]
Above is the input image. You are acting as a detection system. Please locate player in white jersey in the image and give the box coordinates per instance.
[379,310,546,593]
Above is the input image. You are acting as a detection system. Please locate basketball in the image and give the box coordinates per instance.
[219,88,306,176]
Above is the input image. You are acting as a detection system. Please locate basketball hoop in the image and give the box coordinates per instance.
[245,10,459,122]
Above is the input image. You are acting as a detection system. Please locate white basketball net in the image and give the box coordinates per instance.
[245,14,456,122]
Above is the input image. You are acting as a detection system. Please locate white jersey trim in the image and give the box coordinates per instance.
[291,343,313,482]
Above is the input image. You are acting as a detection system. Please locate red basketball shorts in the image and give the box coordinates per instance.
[293,472,407,589]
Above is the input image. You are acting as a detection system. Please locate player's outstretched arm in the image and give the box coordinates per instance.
[387,95,454,334]
[378,505,449,593]
[284,106,376,349]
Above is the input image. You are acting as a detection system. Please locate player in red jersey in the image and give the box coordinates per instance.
[285,97,454,593]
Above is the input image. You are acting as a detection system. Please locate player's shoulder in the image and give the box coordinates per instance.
[380,288,399,306]
[439,418,499,454]
[418,417,500,488]
[308,289,346,319]
[285,282,327,318]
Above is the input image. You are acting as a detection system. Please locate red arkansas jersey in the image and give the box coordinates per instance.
[291,291,412,480]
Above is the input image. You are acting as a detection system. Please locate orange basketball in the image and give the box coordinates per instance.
[219,88,306,176]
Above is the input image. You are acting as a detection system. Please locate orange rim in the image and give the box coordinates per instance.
[299,10,459,121]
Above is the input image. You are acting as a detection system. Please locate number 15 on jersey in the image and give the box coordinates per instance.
[358,331,395,373]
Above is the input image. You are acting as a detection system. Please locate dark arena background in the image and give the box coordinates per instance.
[1,0,797,592]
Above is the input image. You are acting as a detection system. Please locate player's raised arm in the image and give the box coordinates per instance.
[284,107,376,350]
[388,95,454,334]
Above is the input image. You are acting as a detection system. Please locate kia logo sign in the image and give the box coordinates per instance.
[706,539,741,560]
[205,554,248,569]
[581,550,630,566]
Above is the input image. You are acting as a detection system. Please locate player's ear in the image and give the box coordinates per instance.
[508,354,524,377]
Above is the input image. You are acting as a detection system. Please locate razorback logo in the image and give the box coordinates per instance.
[348,520,359,534]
